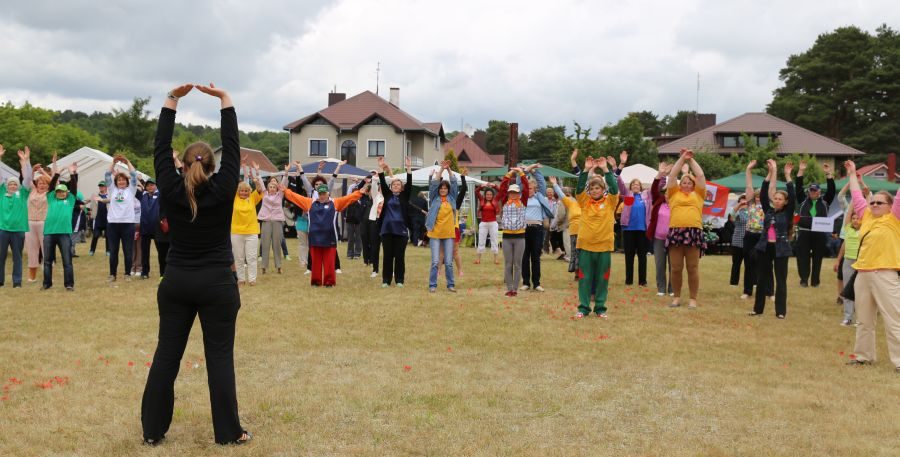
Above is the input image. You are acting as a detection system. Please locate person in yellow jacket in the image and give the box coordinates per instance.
[574,156,619,318]
[231,164,263,286]
[549,174,581,278]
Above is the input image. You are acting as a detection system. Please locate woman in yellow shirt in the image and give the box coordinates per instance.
[231,164,263,286]
[425,161,459,293]
[844,161,900,372]
[665,149,707,309]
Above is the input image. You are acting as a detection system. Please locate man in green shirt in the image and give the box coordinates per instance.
[0,145,33,288]
[42,159,79,291]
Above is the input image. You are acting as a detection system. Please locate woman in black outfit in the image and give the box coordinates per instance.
[141,83,250,446]
[376,156,412,286]
[749,159,796,319]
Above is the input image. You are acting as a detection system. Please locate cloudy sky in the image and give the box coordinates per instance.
[1,0,898,134]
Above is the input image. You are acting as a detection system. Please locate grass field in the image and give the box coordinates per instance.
[1,242,898,456]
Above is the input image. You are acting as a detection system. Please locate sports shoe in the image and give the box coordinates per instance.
[800,281,808,288]
[597,313,608,319]
[841,319,853,326]
[370,272,378,278]
[447,287,457,293]
[382,283,389,288]
[429,287,436,293]
[304,270,311,275]
[65,286,74,292]
[740,294,750,299]
[89,251,95,256]
[285,255,292,261]
[396,283,403,288]
[520,285,530,291]
[846,359,871,366]
[534,285,545,292]
[335,269,343,274]
[574,312,585,319]
[108,275,116,282]
[125,275,132,282]
[505,291,513,297]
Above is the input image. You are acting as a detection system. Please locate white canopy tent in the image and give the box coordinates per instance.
[397,165,487,186]
[619,164,658,187]
[56,147,150,192]
[0,161,19,181]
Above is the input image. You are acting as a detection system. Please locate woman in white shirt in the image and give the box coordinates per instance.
[104,157,139,282]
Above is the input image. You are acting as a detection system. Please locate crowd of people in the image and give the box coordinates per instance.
[1,83,898,446]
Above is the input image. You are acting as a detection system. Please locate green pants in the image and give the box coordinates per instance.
[578,250,612,315]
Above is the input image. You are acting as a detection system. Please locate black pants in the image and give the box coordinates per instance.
[410,218,424,246]
[382,233,407,285]
[730,246,745,286]
[622,230,648,286]
[141,233,169,277]
[361,219,374,265]
[753,244,788,316]
[141,266,244,444]
[522,225,544,288]
[369,222,381,273]
[106,222,134,277]
[90,226,108,254]
[795,230,826,286]
[549,230,565,253]
[346,222,362,258]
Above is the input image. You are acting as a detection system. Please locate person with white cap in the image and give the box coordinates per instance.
[0,144,33,288]
[497,166,530,296]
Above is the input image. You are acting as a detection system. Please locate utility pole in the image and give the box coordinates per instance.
[376,62,381,95]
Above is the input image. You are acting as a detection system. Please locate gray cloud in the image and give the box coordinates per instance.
[1,0,898,135]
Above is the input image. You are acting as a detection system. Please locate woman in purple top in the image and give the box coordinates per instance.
[647,162,673,296]
[257,169,288,274]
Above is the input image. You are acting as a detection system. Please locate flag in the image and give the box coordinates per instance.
[702,182,730,217]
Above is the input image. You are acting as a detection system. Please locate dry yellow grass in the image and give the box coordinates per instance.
[1,244,898,456]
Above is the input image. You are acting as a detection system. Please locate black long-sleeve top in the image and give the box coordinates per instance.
[794,175,835,229]
[153,107,240,269]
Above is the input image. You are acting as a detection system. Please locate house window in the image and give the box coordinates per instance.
[756,135,770,146]
[406,140,412,157]
[721,135,743,148]
[434,136,439,150]
[368,140,386,157]
[341,140,357,164]
[309,139,327,157]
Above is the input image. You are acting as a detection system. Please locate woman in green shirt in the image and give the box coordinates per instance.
[0,145,32,288]
[41,157,79,291]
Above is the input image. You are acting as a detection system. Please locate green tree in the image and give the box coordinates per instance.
[102,97,155,156]
[768,25,900,162]
[628,111,662,137]
[485,120,510,156]
[444,148,460,172]
[660,110,697,135]
[521,125,567,167]
[598,115,659,168]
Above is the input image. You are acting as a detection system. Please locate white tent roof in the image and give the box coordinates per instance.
[55,147,150,193]
[399,165,486,186]
[620,164,658,185]
[0,161,19,181]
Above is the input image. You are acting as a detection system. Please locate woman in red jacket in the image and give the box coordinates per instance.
[475,182,501,264]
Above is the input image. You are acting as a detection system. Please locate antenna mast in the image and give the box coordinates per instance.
[376,62,381,95]
[696,72,700,113]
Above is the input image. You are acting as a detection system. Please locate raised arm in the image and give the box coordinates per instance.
[17,146,33,189]
[687,152,705,191]
[570,149,580,175]
[196,84,239,197]
[823,163,836,204]
[745,160,757,202]
[795,161,807,206]
[667,150,689,190]
[456,171,467,210]
[845,161,867,219]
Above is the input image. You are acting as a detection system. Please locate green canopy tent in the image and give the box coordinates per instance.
[833,177,899,193]
[712,173,786,192]
[480,164,576,179]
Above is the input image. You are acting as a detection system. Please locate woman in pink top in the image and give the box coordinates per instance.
[647,162,673,296]
[257,163,288,274]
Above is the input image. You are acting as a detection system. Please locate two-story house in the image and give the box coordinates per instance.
[283,88,445,171]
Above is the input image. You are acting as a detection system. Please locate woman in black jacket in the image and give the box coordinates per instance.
[749,159,796,319]
[376,156,412,287]
[141,83,250,446]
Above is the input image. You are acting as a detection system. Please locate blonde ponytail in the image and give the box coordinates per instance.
[181,142,216,222]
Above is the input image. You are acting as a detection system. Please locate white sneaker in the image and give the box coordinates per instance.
[335,269,343,274]
[740,294,750,299]
[519,285,530,291]
[534,286,545,292]
[370,272,378,278]
[657,292,665,296]
[304,270,311,275]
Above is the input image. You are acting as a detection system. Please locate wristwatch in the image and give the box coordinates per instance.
[167,92,179,101]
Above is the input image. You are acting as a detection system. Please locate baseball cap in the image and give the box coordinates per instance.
[508,184,521,193]
[98,181,107,187]
[55,184,69,192]
[808,183,821,192]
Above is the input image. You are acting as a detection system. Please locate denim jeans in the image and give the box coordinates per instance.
[0,230,26,286]
[43,233,74,289]
[429,238,455,289]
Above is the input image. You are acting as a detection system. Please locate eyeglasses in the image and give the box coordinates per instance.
[869,201,888,206]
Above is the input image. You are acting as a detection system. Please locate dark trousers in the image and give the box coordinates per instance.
[346,222,362,258]
[0,230,26,286]
[361,219,375,265]
[730,246,745,286]
[141,266,243,444]
[90,226,108,254]
[141,233,169,277]
[42,233,73,289]
[368,222,381,273]
[410,218,424,246]
[795,230,826,286]
[753,244,788,316]
[521,225,544,288]
[549,230,565,253]
[622,230,648,286]
[382,233,407,285]
[107,222,135,277]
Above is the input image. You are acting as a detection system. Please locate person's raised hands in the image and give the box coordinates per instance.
[619,150,628,166]
[784,161,794,177]
[843,160,856,174]
[168,84,194,98]
[747,159,756,171]
[596,156,609,172]
[798,161,807,172]
[549,175,558,186]
[68,161,78,174]
[195,82,227,99]
[606,156,617,170]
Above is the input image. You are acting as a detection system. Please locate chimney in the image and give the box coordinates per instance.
[472,131,488,151]
[508,123,519,167]
[888,152,897,183]
[686,113,717,134]
[389,87,399,106]
[328,92,346,106]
